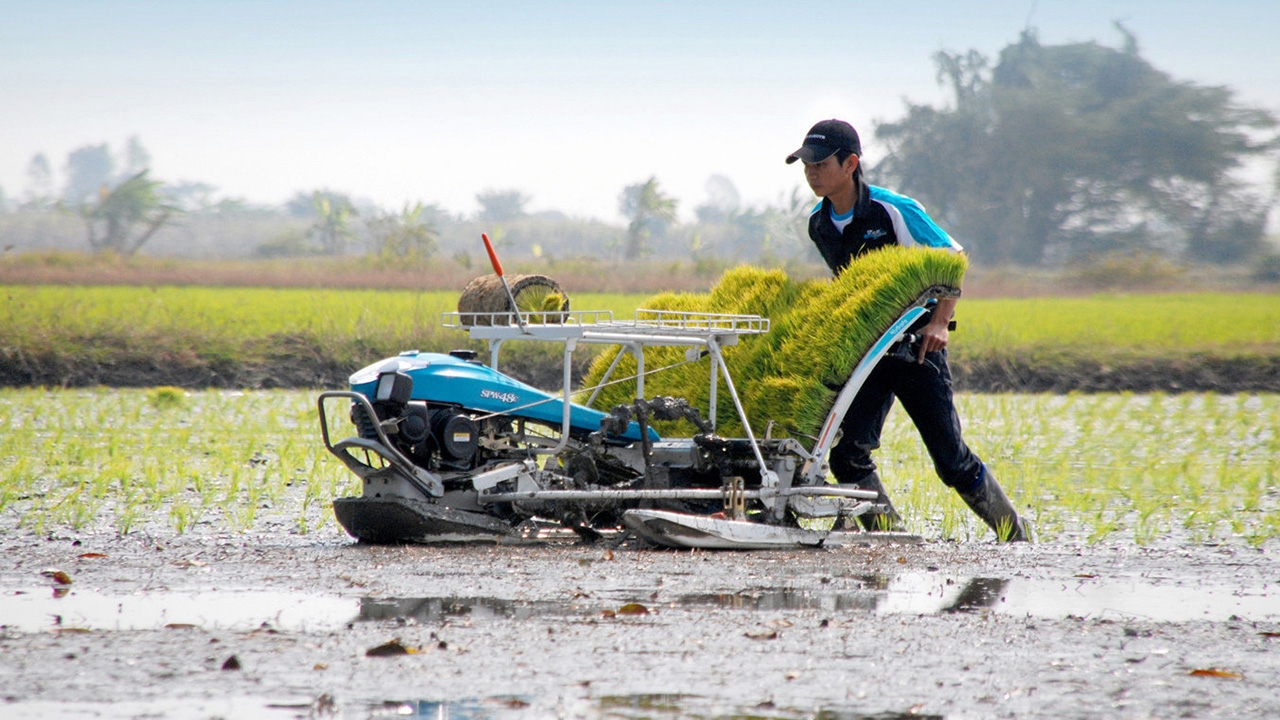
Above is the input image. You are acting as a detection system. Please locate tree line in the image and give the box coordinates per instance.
[875,27,1279,266]
[3,28,1277,269]
[1,144,816,268]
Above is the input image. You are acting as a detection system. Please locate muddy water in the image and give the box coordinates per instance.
[6,569,1274,634]
[2,525,1277,719]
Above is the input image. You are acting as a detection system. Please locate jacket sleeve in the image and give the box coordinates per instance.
[869,185,963,253]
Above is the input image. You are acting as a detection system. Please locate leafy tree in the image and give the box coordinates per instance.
[254,227,320,259]
[619,176,678,259]
[24,153,54,208]
[123,135,151,176]
[476,189,529,223]
[285,190,321,218]
[874,28,1279,265]
[686,186,816,266]
[308,191,357,255]
[366,202,439,261]
[64,144,115,206]
[280,190,359,253]
[82,170,178,255]
[695,174,741,224]
[162,181,220,212]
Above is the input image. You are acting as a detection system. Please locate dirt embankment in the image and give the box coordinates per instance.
[3,348,1279,393]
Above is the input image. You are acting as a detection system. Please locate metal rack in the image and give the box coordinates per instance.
[440,309,768,339]
[440,308,775,477]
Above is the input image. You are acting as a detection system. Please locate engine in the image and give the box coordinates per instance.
[351,379,486,473]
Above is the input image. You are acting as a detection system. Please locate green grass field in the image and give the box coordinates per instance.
[4,284,1279,366]
[958,293,1280,359]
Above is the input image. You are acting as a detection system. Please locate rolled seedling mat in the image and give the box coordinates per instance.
[456,273,570,326]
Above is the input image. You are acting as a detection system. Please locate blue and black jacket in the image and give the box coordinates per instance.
[808,183,962,275]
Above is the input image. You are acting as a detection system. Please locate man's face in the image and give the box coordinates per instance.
[802,154,858,198]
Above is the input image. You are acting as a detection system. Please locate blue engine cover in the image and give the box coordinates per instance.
[350,351,658,442]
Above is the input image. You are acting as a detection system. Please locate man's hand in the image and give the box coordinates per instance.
[917,296,958,363]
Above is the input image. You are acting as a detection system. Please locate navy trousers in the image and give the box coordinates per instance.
[828,349,985,495]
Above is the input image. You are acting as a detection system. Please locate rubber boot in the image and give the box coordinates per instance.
[958,466,1030,542]
[845,472,904,532]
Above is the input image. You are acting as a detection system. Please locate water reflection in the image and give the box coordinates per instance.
[1,571,1263,635]
[354,577,1046,626]
[357,596,566,624]
[677,584,881,613]
[369,697,531,719]
[939,577,1010,614]
[675,576,1006,615]
[367,696,943,720]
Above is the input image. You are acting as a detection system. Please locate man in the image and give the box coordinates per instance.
[786,118,1029,542]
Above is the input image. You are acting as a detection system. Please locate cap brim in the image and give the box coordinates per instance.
[784,144,837,165]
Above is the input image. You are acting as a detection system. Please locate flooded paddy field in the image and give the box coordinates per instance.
[1,389,1278,718]
[2,524,1277,719]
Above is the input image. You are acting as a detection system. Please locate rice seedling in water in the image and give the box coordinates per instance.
[879,393,1280,545]
[0,388,1276,545]
[0,388,355,537]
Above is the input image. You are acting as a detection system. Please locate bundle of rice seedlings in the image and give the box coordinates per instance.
[580,245,967,443]
[456,274,569,325]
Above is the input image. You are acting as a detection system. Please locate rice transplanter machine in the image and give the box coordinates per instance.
[317,235,944,549]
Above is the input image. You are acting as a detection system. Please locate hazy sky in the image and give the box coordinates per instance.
[4,0,1278,223]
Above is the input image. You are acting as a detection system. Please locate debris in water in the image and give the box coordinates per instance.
[1189,668,1242,679]
[366,639,416,657]
[42,569,72,585]
[221,655,241,671]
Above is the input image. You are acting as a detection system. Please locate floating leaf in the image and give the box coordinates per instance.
[165,623,199,630]
[366,639,416,657]
[77,553,108,559]
[42,569,72,585]
[617,603,650,616]
[745,628,778,640]
[1189,668,1242,679]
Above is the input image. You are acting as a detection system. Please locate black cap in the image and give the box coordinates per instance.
[785,119,861,164]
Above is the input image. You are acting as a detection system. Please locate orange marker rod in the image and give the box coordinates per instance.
[480,233,526,332]
[482,232,504,277]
